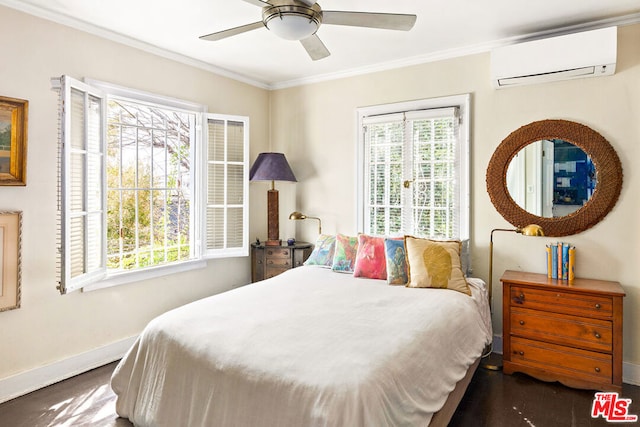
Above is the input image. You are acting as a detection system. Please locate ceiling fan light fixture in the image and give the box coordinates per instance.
[263,3,322,41]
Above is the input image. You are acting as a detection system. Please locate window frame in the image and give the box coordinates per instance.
[356,94,471,241]
[56,77,249,293]
[58,77,108,293]
[201,114,250,259]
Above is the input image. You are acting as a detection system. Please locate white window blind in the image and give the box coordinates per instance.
[363,107,461,239]
[58,76,107,293]
[204,115,249,257]
[358,95,470,246]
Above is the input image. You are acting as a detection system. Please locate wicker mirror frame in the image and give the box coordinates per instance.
[486,119,623,237]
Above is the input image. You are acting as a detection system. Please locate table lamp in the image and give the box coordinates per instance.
[249,152,297,246]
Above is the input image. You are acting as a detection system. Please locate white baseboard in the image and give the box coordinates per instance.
[623,361,640,386]
[491,334,640,387]
[0,336,137,404]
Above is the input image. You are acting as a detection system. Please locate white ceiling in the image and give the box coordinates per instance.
[3,0,640,89]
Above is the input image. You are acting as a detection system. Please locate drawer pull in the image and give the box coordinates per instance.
[595,303,601,310]
[518,351,524,356]
[594,332,601,339]
[519,320,525,326]
[519,293,525,300]
[257,260,263,264]
[595,367,601,373]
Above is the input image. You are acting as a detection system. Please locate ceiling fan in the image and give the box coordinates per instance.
[199,0,417,60]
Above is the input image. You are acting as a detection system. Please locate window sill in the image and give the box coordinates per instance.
[82,259,208,292]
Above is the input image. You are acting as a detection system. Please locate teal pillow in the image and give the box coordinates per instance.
[331,234,359,273]
[385,238,408,285]
[303,234,336,268]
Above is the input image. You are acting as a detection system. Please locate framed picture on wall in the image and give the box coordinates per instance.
[0,96,28,186]
[0,211,22,312]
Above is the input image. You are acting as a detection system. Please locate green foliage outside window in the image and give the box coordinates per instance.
[106,100,192,271]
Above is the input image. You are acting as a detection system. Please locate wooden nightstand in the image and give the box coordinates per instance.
[251,242,313,282]
[501,270,625,392]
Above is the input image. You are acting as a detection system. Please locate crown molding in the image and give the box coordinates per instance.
[271,12,640,89]
[1,0,639,91]
[0,0,271,89]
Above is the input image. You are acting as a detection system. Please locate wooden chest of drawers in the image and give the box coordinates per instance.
[251,242,312,282]
[501,270,625,392]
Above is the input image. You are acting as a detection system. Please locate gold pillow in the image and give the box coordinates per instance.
[404,236,471,296]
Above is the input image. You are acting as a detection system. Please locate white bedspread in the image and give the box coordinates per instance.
[111,266,492,427]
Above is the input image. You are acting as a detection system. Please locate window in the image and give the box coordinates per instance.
[54,76,249,293]
[357,94,470,242]
[205,118,248,252]
[106,96,196,271]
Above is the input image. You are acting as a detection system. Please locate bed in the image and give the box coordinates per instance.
[111,265,492,426]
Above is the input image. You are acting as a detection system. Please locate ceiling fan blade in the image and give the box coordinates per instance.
[241,0,272,7]
[300,34,330,61]
[322,11,417,31]
[199,21,265,41]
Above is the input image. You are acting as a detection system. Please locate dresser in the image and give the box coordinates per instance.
[251,242,313,282]
[501,270,625,392]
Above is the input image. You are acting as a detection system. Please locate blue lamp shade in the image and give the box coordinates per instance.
[249,152,297,182]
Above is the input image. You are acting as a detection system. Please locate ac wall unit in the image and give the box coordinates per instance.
[491,26,617,88]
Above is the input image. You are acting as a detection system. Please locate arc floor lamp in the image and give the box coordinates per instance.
[483,223,544,370]
[289,211,322,234]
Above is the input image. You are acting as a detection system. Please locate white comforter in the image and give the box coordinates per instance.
[111,266,492,427]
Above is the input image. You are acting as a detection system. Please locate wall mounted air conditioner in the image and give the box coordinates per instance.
[491,26,617,88]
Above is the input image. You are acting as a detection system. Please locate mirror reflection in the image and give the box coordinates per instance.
[506,139,596,218]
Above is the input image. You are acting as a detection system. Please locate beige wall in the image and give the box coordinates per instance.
[1,3,638,388]
[273,24,640,367]
[0,6,270,380]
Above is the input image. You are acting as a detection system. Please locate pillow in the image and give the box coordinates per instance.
[331,234,359,273]
[404,236,471,295]
[384,238,408,285]
[303,234,336,268]
[353,234,387,280]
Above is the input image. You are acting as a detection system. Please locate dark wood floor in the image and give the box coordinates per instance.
[0,354,638,426]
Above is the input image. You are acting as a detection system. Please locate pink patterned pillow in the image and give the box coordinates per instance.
[353,234,387,280]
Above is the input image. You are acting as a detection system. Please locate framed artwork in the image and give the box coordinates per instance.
[0,96,28,186]
[0,211,22,312]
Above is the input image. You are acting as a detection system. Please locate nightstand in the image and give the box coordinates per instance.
[251,242,313,282]
[501,270,625,392]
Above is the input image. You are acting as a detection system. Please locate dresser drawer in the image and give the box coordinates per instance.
[252,243,312,283]
[510,336,612,383]
[265,267,289,279]
[265,258,291,268]
[511,307,612,352]
[265,248,291,259]
[509,286,613,318]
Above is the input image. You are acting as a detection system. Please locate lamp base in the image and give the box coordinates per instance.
[481,343,503,371]
[267,189,280,244]
[481,361,503,371]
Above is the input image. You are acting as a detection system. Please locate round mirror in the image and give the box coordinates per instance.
[506,139,595,218]
[487,120,622,237]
